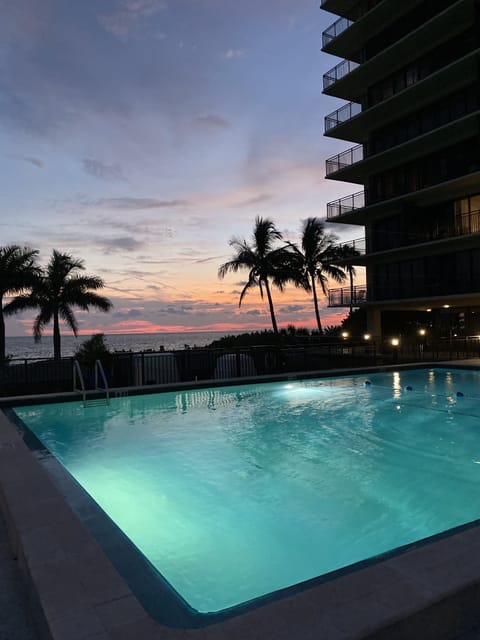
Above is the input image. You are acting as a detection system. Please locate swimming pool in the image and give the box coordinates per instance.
[14,367,480,620]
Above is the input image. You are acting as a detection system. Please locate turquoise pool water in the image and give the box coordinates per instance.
[14,368,480,613]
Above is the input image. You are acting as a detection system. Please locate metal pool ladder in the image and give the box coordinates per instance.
[73,359,110,407]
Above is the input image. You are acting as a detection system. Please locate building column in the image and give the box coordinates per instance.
[367,307,382,342]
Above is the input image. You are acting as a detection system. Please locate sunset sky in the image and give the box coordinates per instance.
[1,0,364,337]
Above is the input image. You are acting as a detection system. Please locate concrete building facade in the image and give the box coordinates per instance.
[322,0,480,340]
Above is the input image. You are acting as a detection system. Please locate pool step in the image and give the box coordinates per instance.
[84,397,110,407]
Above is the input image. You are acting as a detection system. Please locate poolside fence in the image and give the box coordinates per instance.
[1,337,480,397]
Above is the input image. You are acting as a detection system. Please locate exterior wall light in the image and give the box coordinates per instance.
[391,338,399,347]
[363,333,371,341]
[419,329,426,336]
[443,304,450,308]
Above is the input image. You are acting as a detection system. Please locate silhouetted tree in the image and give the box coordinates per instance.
[0,246,40,362]
[10,251,112,359]
[287,218,346,334]
[218,217,292,334]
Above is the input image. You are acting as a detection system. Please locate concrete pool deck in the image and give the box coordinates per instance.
[3,361,480,639]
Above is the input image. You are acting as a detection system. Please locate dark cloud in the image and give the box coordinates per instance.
[113,308,143,319]
[158,306,193,315]
[6,154,44,168]
[280,305,307,313]
[98,236,144,252]
[232,194,273,208]
[22,155,44,168]
[82,158,126,182]
[246,309,261,316]
[194,115,231,129]
[194,255,226,264]
[80,197,187,210]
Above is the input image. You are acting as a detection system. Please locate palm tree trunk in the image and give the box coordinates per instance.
[53,309,61,360]
[0,300,5,362]
[311,276,323,334]
[263,279,278,334]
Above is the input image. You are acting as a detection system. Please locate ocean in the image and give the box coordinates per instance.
[5,331,239,360]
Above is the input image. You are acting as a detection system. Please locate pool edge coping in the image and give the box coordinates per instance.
[2,363,480,639]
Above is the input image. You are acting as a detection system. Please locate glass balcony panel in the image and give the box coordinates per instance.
[327,191,365,219]
[326,144,364,176]
[322,16,353,48]
[323,59,360,90]
[328,285,367,307]
[324,101,362,133]
[338,237,366,256]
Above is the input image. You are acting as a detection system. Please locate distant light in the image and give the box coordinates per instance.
[363,333,371,341]
[426,308,432,312]
[419,329,426,336]
[443,304,450,308]
[341,332,349,339]
[391,338,399,347]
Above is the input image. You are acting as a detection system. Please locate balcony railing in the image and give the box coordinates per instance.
[323,59,360,90]
[322,16,353,48]
[326,144,364,176]
[371,210,480,252]
[338,237,366,256]
[327,190,365,219]
[325,101,362,133]
[328,284,367,307]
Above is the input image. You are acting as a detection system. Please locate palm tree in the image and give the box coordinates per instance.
[218,217,291,334]
[10,250,112,359]
[0,246,40,362]
[288,218,346,334]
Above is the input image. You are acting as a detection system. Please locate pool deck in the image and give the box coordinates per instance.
[3,360,480,640]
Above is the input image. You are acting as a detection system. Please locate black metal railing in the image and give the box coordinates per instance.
[327,190,365,219]
[325,101,362,133]
[0,346,377,396]
[3,337,480,397]
[326,144,364,176]
[323,59,360,90]
[338,237,366,256]
[371,209,480,252]
[328,284,367,307]
[322,16,353,48]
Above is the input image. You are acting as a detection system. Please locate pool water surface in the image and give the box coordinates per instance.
[14,367,480,613]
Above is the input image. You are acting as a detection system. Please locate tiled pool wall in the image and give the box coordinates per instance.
[2,362,480,639]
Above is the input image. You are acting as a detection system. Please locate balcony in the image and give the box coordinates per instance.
[325,144,363,177]
[324,52,480,144]
[372,210,480,254]
[322,0,475,101]
[327,190,365,219]
[322,16,353,48]
[337,237,366,256]
[328,284,367,307]
[323,59,360,91]
[320,0,384,20]
[325,102,362,134]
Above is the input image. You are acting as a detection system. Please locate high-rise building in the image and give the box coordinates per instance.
[322,0,480,339]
